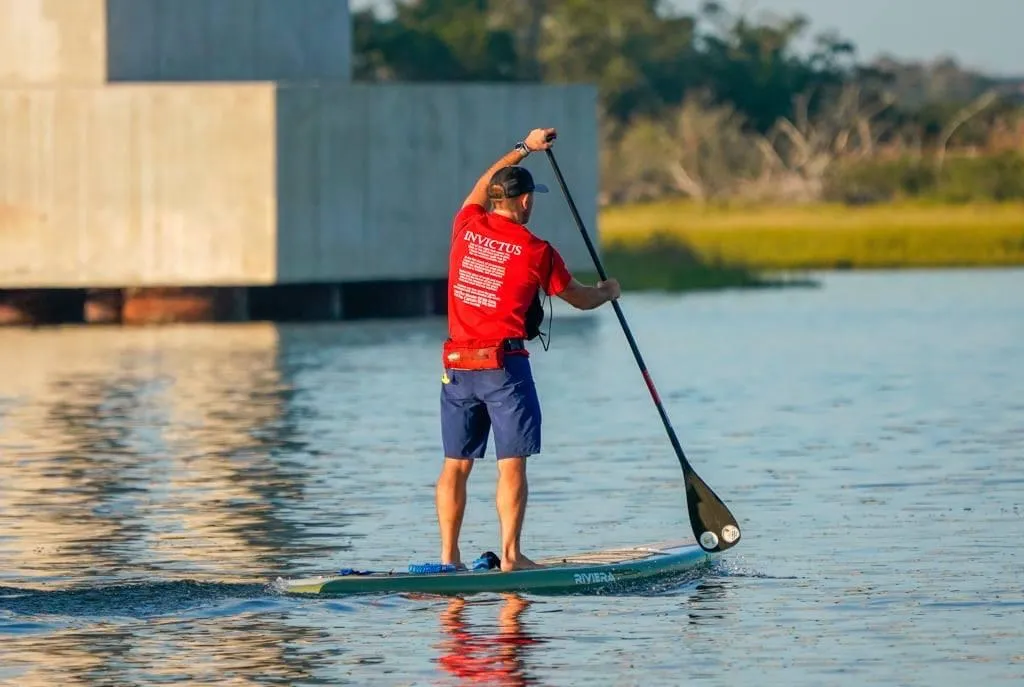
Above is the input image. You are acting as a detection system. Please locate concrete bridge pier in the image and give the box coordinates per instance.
[121,288,249,325]
[84,289,124,324]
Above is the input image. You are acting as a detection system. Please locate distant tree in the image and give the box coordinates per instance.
[353,0,522,81]
[534,0,699,121]
[691,1,854,133]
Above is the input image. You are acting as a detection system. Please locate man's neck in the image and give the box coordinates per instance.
[492,208,523,224]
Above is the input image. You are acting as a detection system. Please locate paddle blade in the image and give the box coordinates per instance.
[684,465,741,553]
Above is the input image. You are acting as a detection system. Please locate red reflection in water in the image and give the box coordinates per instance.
[435,594,543,686]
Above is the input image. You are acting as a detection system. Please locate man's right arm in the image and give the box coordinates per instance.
[461,128,557,209]
[556,278,621,311]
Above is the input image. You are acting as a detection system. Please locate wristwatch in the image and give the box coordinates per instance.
[514,141,531,156]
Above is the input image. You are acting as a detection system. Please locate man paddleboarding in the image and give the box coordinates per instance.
[437,127,621,572]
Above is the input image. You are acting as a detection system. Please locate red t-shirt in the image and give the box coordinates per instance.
[447,204,573,349]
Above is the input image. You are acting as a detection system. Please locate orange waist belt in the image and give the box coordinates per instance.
[442,340,506,370]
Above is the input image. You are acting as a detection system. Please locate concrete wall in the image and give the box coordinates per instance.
[275,83,600,283]
[0,82,598,288]
[0,0,352,86]
[0,84,278,287]
[0,0,108,85]
[0,0,599,292]
[105,0,352,83]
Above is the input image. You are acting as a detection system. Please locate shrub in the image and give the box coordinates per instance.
[824,152,1024,205]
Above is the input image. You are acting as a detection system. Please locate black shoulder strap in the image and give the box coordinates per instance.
[525,242,555,351]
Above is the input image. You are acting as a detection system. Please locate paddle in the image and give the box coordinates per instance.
[542,145,742,553]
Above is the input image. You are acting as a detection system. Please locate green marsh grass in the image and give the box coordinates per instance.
[599,201,1024,272]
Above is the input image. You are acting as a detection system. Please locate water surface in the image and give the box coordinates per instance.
[1,269,1022,686]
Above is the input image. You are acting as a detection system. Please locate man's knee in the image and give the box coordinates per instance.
[441,457,475,479]
[496,456,527,478]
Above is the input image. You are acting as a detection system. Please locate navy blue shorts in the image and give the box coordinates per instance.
[440,355,542,460]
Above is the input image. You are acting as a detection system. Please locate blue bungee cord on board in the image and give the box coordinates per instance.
[407,551,501,574]
[408,562,459,574]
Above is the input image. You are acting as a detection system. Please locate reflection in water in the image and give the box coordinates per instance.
[0,323,344,684]
[0,625,132,687]
[0,324,319,586]
[681,578,733,625]
[1,271,1022,686]
[0,609,340,686]
[435,594,545,686]
[129,611,337,686]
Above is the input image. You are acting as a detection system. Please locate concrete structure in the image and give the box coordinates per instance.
[0,0,352,84]
[0,0,599,325]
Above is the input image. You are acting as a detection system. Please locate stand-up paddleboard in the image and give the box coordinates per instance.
[277,539,713,596]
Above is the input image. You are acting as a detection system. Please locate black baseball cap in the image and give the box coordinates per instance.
[487,166,549,199]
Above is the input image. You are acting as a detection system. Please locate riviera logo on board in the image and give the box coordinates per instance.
[573,572,617,585]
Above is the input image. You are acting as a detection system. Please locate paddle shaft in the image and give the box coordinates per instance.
[543,149,694,477]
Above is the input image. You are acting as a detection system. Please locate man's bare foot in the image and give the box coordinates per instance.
[441,546,462,569]
[500,554,543,572]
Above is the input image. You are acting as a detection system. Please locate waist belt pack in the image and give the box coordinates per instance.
[443,339,525,371]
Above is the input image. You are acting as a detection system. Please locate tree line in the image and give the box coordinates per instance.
[354,0,1024,205]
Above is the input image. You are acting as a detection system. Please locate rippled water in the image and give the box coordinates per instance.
[1,269,1021,686]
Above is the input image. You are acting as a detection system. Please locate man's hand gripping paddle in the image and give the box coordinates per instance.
[541,136,741,553]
